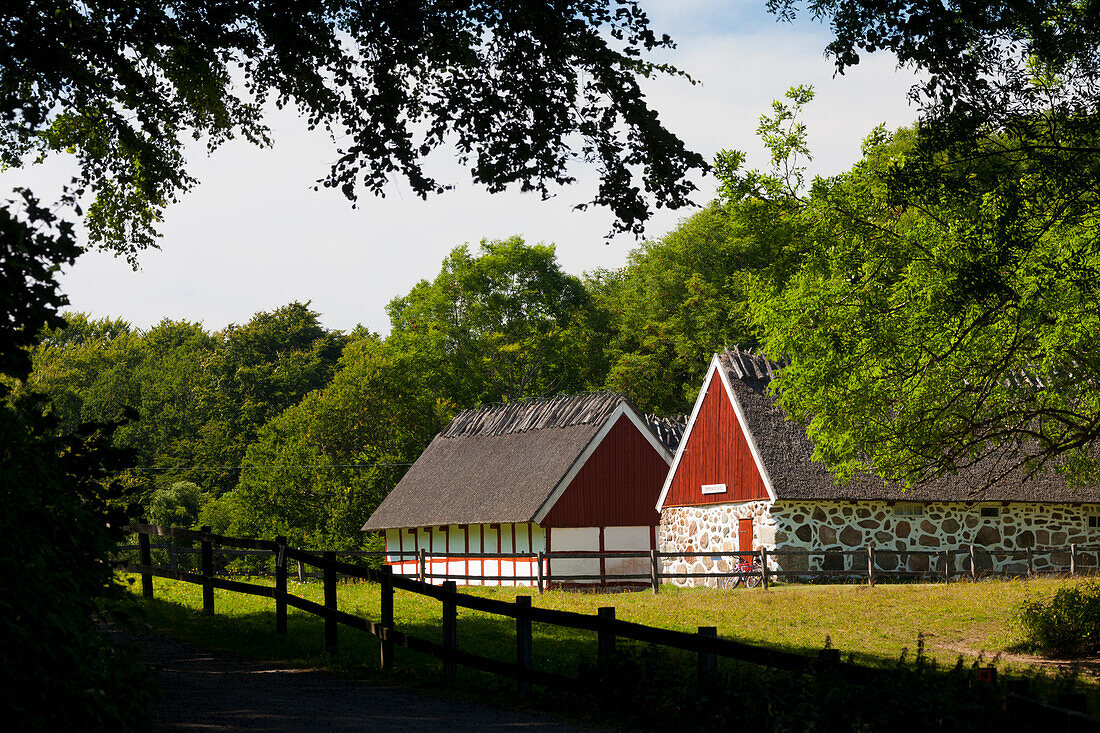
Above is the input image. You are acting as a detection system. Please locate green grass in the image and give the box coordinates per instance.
[113,574,1100,727]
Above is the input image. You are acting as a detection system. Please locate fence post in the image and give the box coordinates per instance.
[697,626,717,688]
[137,531,154,599]
[200,526,214,616]
[969,544,977,581]
[867,546,875,587]
[1026,547,1034,578]
[323,551,337,653]
[597,607,616,677]
[275,536,287,635]
[516,596,532,695]
[297,553,304,583]
[650,549,661,594]
[442,580,457,680]
[536,551,545,594]
[1071,543,1077,576]
[169,539,178,572]
[380,565,394,670]
[418,548,427,584]
[759,547,769,589]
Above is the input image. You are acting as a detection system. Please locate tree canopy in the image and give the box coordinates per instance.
[387,236,610,407]
[734,3,1100,486]
[3,1,706,259]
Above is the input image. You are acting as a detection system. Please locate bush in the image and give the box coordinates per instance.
[1016,581,1100,657]
[0,394,156,730]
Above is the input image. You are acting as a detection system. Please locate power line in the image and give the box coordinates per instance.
[125,462,415,472]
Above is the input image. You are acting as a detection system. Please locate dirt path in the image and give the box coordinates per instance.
[115,629,596,732]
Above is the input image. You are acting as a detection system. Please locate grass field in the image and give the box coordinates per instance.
[114,574,1100,727]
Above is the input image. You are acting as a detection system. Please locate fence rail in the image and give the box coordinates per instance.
[119,528,1100,590]
[117,524,1100,726]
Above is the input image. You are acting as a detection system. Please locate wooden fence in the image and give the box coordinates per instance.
[118,523,1100,727]
[118,537,1100,590]
[380,543,1100,589]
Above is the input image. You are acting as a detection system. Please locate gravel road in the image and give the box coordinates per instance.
[117,629,597,732]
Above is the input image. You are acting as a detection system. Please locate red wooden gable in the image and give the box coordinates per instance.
[542,413,668,528]
[662,372,769,506]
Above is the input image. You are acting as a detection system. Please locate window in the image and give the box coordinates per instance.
[1089,515,1100,529]
[894,504,923,517]
[980,507,1000,518]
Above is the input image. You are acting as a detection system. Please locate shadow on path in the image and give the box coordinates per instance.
[113,628,596,732]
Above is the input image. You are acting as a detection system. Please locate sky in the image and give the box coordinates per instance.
[3,1,922,336]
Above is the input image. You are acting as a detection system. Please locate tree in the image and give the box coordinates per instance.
[592,86,818,416]
[227,337,448,548]
[387,236,610,406]
[722,87,1100,487]
[26,314,143,436]
[146,480,204,528]
[0,191,152,728]
[192,302,348,495]
[3,1,706,260]
[0,189,81,379]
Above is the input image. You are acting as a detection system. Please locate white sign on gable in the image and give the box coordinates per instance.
[701,483,727,495]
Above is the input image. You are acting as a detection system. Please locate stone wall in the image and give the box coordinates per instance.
[658,501,775,587]
[659,499,1100,584]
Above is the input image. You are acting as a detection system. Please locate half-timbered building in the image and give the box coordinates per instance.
[363,392,681,585]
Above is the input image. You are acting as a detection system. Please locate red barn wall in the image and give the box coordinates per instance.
[542,414,669,528]
[662,375,769,507]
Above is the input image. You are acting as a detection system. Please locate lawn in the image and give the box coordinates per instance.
[113,573,1098,727]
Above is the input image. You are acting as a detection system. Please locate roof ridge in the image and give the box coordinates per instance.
[441,390,628,438]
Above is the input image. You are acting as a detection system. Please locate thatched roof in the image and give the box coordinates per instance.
[363,392,680,531]
[716,347,1100,504]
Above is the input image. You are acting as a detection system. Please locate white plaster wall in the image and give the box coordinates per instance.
[604,525,652,581]
[550,527,600,583]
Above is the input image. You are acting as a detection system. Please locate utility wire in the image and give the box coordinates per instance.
[125,462,415,471]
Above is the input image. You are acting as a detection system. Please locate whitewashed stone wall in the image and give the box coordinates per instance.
[660,500,1100,584]
[658,501,776,587]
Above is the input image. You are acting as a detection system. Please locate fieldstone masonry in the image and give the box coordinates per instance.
[659,500,1100,586]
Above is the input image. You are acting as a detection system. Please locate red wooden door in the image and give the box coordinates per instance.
[738,518,753,553]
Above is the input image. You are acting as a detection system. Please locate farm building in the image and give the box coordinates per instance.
[363,392,682,586]
[657,347,1100,583]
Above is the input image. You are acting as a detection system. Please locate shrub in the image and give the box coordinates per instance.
[1016,581,1100,657]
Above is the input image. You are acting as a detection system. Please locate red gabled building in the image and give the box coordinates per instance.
[658,347,1100,584]
[363,392,682,585]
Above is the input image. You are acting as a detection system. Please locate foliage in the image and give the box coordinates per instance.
[1016,580,1100,658]
[226,337,449,548]
[0,183,154,729]
[25,302,347,497]
[591,206,754,415]
[146,480,205,529]
[0,189,82,380]
[757,4,1100,485]
[0,394,153,730]
[740,105,1100,486]
[197,302,348,495]
[2,1,705,258]
[591,87,818,416]
[387,237,610,407]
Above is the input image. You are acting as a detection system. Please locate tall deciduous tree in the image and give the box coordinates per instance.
[387,236,610,406]
[722,86,1100,487]
[226,337,448,548]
